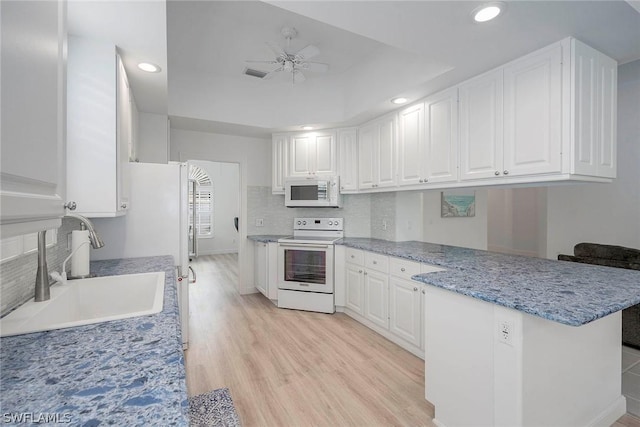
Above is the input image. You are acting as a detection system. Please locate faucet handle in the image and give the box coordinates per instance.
[64,201,77,211]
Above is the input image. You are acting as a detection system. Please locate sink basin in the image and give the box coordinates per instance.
[0,272,165,337]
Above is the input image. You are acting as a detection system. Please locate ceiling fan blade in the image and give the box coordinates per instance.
[266,41,286,58]
[302,62,329,73]
[263,66,283,80]
[245,60,278,64]
[294,44,320,61]
[293,70,306,84]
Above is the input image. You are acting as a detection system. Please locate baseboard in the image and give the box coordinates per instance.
[586,396,627,427]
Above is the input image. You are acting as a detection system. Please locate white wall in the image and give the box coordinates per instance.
[488,187,547,258]
[170,128,270,294]
[137,112,168,163]
[422,189,488,250]
[546,60,640,259]
[191,160,239,255]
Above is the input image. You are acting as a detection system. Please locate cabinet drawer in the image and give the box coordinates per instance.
[365,252,389,273]
[421,264,446,274]
[345,248,364,265]
[389,257,421,280]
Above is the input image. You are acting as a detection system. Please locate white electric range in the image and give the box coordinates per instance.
[276,218,344,313]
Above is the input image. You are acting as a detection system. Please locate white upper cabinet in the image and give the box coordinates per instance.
[423,88,459,183]
[397,103,424,186]
[287,131,337,177]
[338,128,359,192]
[0,0,67,237]
[459,69,504,181]
[67,37,135,217]
[358,113,397,189]
[571,39,617,178]
[272,133,288,194]
[503,43,563,177]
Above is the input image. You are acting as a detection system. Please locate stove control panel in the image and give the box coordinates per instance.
[293,217,343,231]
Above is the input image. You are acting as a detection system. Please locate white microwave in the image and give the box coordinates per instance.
[284,176,342,208]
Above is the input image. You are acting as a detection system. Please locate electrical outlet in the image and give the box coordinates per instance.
[498,320,513,346]
[382,220,388,230]
[255,218,264,227]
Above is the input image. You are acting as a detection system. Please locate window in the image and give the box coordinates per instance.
[188,164,214,238]
[193,185,213,237]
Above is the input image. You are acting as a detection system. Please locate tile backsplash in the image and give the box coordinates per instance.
[247,186,379,238]
[0,218,79,316]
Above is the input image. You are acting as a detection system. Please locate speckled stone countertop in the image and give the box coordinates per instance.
[337,238,640,326]
[247,235,289,243]
[0,256,188,426]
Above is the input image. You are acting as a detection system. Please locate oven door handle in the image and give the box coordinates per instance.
[278,243,330,249]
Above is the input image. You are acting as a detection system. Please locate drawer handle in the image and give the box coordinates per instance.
[400,267,406,272]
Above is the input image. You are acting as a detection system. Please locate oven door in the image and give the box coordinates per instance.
[277,243,334,293]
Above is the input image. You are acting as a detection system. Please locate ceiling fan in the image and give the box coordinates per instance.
[246,27,329,84]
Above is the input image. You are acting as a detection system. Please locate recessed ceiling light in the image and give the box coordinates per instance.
[301,126,314,130]
[472,2,504,22]
[391,97,408,105]
[138,62,161,73]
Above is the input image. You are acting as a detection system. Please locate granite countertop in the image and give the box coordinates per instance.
[0,256,188,426]
[247,234,289,243]
[338,238,640,327]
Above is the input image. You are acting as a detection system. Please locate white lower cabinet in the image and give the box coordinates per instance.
[337,248,428,358]
[253,241,278,301]
[364,270,389,329]
[389,277,422,348]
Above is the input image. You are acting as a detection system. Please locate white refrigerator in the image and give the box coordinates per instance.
[93,162,192,348]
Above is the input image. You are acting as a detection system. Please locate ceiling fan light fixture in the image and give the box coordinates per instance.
[472,2,505,23]
[137,62,161,73]
[391,97,408,105]
[301,126,314,130]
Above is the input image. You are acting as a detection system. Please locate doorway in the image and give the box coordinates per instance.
[188,160,240,273]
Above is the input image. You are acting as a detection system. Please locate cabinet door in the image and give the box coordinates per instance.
[338,128,358,192]
[377,116,397,188]
[116,56,131,212]
[358,123,376,189]
[597,53,617,178]
[314,132,337,175]
[272,134,288,193]
[289,135,313,177]
[503,44,562,176]
[364,270,389,329]
[389,277,422,347]
[254,242,268,296]
[424,88,459,183]
[459,69,504,180]
[345,263,365,315]
[0,0,67,236]
[397,103,424,186]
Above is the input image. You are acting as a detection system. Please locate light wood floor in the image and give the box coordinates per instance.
[186,254,640,427]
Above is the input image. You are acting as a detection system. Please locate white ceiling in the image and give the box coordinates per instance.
[69,1,640,137]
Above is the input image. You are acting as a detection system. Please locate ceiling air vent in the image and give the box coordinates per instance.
[244,68,268,79]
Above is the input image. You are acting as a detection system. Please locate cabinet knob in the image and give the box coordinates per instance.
[424,178,428,183]
[419,179,424,183]
[121,203,128,209]
[64,201,77,211]
[373,260,377,264]
[494,171,500,176]
[351,255,355,258]
[364,271,368,275]
[359,270,363,273]
[422,289,425,294]
[503,170,509,175]
[341,186,344,190]
[413,287,418,291]
[401,267,406,272]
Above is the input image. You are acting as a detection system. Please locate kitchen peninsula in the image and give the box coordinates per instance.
[337,238,640,427]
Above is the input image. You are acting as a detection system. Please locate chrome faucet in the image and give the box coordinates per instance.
[34,214,105,302]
